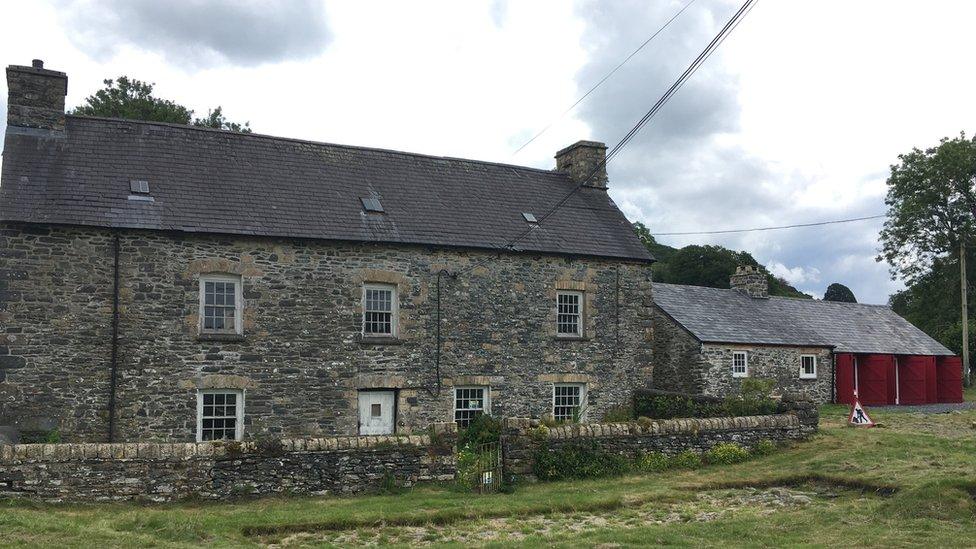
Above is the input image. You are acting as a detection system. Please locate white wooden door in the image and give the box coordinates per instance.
[358,391,395,435]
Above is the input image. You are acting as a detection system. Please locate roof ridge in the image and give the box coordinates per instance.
[65,114,566,176]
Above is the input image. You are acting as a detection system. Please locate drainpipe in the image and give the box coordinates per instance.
[107,232,121,442]
[894,356,900,405]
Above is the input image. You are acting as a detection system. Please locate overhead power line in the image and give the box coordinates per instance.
[456,0,758,277]
[512,0,698,156]
[650,214,886,236]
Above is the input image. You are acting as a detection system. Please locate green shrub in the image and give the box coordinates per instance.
[458,414,501,448]
[634,451,670,472]
[753,438,777,456]
[704,443,751,465]
[533,442,630,481]
[636,416,653,429]
[634,383,777,420]
[602,405,635,423]
[633,390,726,419]
[669,450,703,469]
[723,378,777,417]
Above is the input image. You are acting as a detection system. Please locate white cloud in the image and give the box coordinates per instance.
[766,262,821,286]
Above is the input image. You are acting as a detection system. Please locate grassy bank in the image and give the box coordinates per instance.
[1,392,974,547]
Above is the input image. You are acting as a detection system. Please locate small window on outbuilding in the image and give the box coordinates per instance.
[800,355,817,379]
[732,351,749,378]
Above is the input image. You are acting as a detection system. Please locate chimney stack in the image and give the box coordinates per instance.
[730,265,768,299]
[555,140,608,189]
[6,59,68,132]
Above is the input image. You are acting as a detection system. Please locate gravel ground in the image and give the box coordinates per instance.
[869,402,976,413]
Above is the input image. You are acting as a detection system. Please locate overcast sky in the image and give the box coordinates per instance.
[2,0,974,304]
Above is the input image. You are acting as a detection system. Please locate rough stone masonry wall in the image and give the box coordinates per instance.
[701,344,833,403]
[0,223,653,442]
[0,422,457,502]
[502,397,818,480]
[650,306,708,394]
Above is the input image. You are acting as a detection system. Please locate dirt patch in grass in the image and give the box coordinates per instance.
[267,487,825,547]
[689,473,899,497]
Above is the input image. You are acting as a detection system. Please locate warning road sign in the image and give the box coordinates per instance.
[848,399,875,427]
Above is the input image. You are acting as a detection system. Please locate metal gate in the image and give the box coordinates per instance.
[474,442,501,493]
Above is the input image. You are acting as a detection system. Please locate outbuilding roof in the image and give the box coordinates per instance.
[0,116,653,262]
[654,283,954,356]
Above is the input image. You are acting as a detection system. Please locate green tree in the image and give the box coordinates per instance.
[630,224,811,299]
[70,76,251,133]
[878,133,976,381]
[823,283,857,303]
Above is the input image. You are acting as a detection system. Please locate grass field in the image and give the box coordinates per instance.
[1,390,974,547]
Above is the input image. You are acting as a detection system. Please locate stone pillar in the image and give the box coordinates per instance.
[777,394,819,435]
[6,59,68,131]
[555,140,608,189]
[730,265,768,299]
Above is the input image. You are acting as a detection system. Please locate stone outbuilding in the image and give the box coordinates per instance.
[651,266,957,404]
[0,60,654,443]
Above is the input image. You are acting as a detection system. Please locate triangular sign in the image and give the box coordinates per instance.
[848,399,875,427]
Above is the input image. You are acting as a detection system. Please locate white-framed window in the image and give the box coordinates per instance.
[196,389,244,442]
[800,355,817,379]
[553,383,586,422]
[732,351,749,378]
[556,291,583,337]
[199,274,243,335]
[363,283,397,337]
[454,386,490,428]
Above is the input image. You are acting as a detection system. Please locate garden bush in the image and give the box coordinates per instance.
[458,414,501,448]
[669,450,703,469]
[753,438,777,456]
[634,382,777,420]
[634,451,669,472]
[602,405,635,423]
[532,442,630,481]
[704,443,751,465]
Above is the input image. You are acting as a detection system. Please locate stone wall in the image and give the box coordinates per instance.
[0,423,457,502]
[651,307,833,403]
[502,397,818,480]
[0,223,653,442]
[700,344,833,403]
[650,306,707,394]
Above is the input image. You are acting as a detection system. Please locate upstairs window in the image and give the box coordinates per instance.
[556,291,583,337]
[454,386,489,428]
[800,355,817,379]
[732,351,749,378]
[199,275,242,335]
[553,383,586,422]
[197,389,243,442]
[363,284,397,337]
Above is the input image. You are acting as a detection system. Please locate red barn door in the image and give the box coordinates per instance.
[924,356,938,404]
[835,353,856,404]
[937,356,964,403]
[897,356,929,405]
[858,354,894,405]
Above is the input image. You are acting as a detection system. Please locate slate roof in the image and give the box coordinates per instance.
[0,116,652,262]
[654,283,954,355]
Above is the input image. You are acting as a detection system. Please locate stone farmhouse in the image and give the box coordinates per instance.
[652,265,957,404]
[0,60,654,443]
